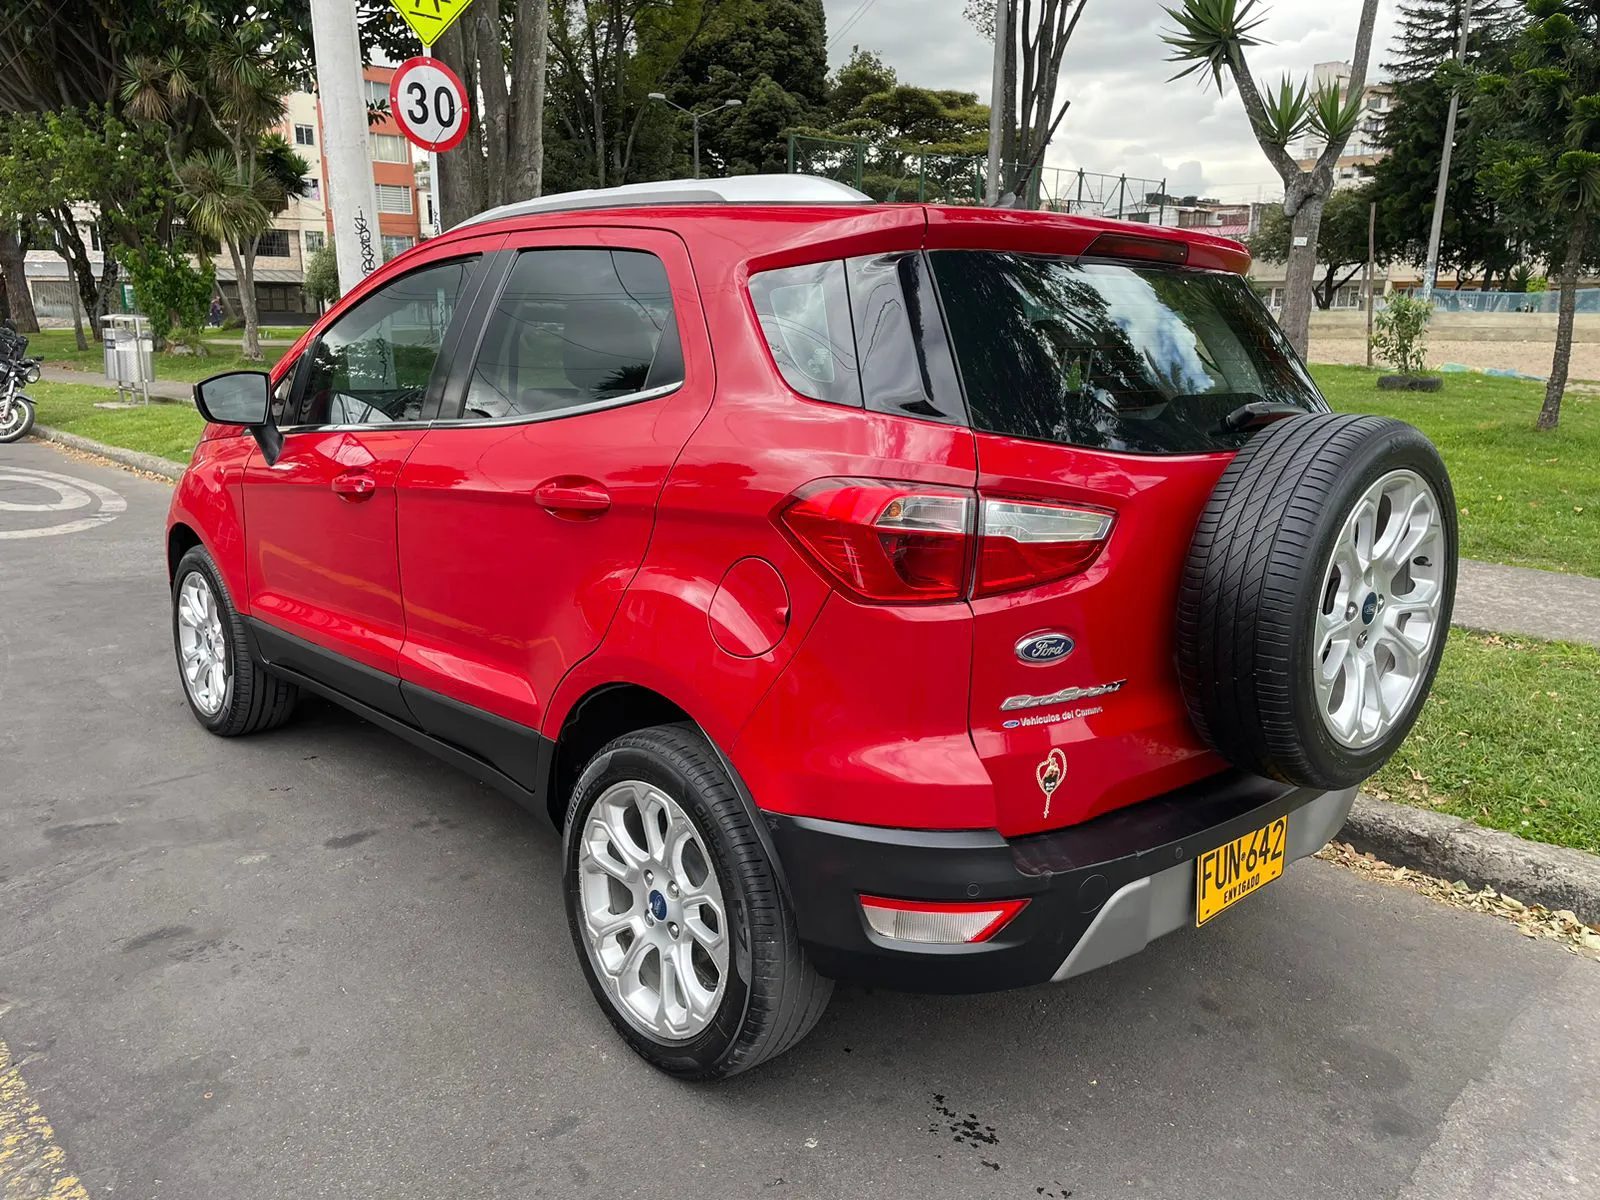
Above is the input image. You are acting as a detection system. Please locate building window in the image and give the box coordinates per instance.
[381,234,415,261]
[307,178,321,201]
[365,78,391,108]
[371,133,409,164]
[376,183,413,214]
[257,229,292,257]
[294,123,315,146]
[304,230,326,254]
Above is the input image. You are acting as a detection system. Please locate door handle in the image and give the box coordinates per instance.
[533,479,611,518]
[331,471,377,501]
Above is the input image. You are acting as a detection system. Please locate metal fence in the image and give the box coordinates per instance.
[786,135,1166,219]
[1418,288,1600,314]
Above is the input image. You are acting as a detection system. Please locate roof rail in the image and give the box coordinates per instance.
[452,174,873,230]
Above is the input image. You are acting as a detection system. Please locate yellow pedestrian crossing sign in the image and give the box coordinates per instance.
[390,0,474,49]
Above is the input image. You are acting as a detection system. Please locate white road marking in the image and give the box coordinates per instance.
[0,467,127,540]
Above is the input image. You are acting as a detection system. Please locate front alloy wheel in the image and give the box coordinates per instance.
[176,570,231,716]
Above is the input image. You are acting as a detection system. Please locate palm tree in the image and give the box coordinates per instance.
[1162,0,1380,358]
[124,24,305,360]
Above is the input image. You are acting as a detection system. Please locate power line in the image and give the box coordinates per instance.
[827,0,883,52]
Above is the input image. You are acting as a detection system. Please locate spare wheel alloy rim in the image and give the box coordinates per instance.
[577,780,730,1041]
[1311,468,1446,749]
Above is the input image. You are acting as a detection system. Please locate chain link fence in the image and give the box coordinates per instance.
[787,135,1166,219]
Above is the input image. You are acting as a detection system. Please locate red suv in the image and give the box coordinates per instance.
[171,176,1456,1079]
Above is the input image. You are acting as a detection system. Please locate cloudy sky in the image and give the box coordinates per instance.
[820,0,1403,201]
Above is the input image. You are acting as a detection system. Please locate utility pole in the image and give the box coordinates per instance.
[985,0,1008,204]
[1365,199,1377,367]
[310,0,382,296]
[1420,0,1472,303]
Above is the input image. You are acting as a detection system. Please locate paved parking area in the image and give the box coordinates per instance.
[2,439,1597,1200]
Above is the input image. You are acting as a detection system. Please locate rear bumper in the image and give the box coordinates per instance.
[766,771,1357,993]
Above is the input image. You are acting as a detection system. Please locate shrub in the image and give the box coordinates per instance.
[1371,295,1431,377]
[115,242,213,347]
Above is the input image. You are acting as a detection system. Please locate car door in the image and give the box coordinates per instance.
[393,226,714,759]
[243,254,486,710]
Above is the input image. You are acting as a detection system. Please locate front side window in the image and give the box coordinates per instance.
[293,258,474,426]
[930,251,1323,454]
[459,248,682,421]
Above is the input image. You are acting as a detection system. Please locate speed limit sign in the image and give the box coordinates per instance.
[390,57,471,153]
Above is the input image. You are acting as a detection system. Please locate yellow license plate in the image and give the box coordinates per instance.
[1196,816,1288,926]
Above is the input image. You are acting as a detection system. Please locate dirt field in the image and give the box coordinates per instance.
[1310,337,1599,381]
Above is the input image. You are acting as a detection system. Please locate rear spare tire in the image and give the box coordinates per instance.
[1178,413,1457,789]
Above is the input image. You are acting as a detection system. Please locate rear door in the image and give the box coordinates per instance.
[926,247,1325,836]
[393,226,714,744]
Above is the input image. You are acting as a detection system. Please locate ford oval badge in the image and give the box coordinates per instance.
[1015,632,1074,665]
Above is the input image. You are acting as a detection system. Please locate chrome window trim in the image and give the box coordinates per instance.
[277,419,437,434]
[427,381,682,430]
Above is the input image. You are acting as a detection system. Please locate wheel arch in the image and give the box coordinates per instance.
[167,521,203,581]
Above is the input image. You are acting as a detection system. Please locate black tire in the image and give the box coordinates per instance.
[172,545,299,736]
[0,396,35,443]
[1177,413,1457,789]
[562,724,831,1080]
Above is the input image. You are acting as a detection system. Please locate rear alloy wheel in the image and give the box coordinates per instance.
[1178,414,1457,789]
[563,724,831,1079]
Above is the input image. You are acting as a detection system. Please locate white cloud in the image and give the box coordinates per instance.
[822,0,1401,200]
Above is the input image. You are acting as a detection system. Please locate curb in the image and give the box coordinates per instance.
[1338,794,1600,925]
[29,426,184,482]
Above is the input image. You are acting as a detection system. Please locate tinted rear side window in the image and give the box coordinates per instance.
[748,260,861,407]
[929,251,1323,454]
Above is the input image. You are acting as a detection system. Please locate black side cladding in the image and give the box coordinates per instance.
[1176,413,1458,789]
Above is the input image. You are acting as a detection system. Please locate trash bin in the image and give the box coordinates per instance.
[101,314,154,403]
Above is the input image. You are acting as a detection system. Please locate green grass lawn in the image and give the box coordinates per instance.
[1369,629,1600,854]
[27,381,206,464]
[1313,365,1598,577]
[25,328,289,383]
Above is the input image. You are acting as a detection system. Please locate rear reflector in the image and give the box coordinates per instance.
[1083,231,1189,265]
[859,895,1028,944]
[976,498,1113,597]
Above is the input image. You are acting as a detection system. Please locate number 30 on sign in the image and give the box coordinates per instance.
[390,57,471,153]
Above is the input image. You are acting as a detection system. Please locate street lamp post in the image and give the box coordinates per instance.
[647,94,742,179]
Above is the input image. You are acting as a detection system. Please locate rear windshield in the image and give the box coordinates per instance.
[929,250,1324,454]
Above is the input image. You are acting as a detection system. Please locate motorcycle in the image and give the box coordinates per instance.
[0,320,41,444]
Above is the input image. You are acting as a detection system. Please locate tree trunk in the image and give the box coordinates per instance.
[0,225,39,333]
[436,20,486,227]
[231,238,262,361]
[475,0,512,205]
[47,210,104,342]
[508,0,549,200]
[1538,211,1588,432]
[1278,196,1326,357]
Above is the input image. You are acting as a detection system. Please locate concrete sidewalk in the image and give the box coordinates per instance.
[1454,559,1600,648]
[39,364,193,402]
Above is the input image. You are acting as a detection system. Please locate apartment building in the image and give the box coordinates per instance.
[1294,61,1394,191]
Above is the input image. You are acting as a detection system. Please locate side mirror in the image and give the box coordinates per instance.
[193,369,284,465]
[194,371,270,425]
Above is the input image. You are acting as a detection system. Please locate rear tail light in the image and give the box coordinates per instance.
[859,895,1028,944]
[975,498,1114,597]
[778,479,973,603]
[778,479,1113,604]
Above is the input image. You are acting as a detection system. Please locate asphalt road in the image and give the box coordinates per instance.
[2,439,1597,1200]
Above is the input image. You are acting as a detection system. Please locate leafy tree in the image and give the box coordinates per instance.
[1474,0,1600,430]
[657,0,828,177]
[116,240,214,349]
[1162,0,1381,357]
[302,241,341,310]
[124,20,310,360]
[1371,0,1527,287]
[1249,185,1382,310]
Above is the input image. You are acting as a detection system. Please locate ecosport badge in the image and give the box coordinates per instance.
[1036,748,1066,819]
[1001,679,1128,712]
